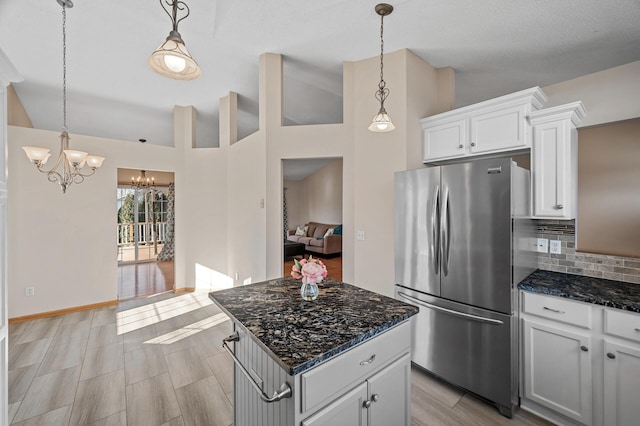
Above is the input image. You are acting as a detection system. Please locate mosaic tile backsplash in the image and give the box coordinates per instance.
[534,220,640,285]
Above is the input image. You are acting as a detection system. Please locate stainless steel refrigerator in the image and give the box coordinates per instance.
[394,156,534,417]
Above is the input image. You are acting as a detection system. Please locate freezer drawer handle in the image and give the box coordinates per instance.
[222,332,292,403]
[359,354,376,366]
[397,292,504,325]
[543,306,565,314]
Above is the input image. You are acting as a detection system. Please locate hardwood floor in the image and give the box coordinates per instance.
[118,260,174,300]
[284,255,342,282]
[8,291,553,425]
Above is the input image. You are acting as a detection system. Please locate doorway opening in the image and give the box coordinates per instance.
[117,168,175,299]
[282,158,343,281]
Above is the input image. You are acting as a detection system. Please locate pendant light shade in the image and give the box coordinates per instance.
[369,3,395,133]
[149,1,201,80]
[368,108,396,132]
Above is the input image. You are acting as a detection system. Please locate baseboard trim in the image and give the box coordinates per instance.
[9,299,119,324]
[174,287,196,294]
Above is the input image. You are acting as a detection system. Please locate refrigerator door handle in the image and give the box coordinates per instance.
[431,186,440,275]
[440,187,451,276]
[397,292,504,325]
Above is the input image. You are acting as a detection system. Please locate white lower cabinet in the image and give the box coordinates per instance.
[522,319,592,424]
[303,353,411,426]
[302,382,368,426]
[520,291,640,426]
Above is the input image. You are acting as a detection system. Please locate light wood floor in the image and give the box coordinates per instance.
[118,260,174,300]
[284,255,343,282]
[8,291,553,426]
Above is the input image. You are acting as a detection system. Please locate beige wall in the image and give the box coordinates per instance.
[577,118,640,258]
[7,84,32,128]
[7,106,229,318]
[543,60,640,128]
[284,158,343,229]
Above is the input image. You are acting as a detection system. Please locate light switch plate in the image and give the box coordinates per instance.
[536,238,549,253]
[550,240,562,254]
[357,231,365,241]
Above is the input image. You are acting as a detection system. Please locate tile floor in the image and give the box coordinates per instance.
[8,291,552,425]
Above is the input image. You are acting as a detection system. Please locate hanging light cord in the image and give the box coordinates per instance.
[376,12,389,107]
[62,3,68,132]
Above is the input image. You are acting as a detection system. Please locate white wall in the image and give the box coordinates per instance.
[283,179,304,231]
[543,60,640,127]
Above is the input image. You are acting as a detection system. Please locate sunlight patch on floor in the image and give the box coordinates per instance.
[143,312,229,345]
[116,293,213,335]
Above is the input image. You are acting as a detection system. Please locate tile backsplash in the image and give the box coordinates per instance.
[534,220,640,285]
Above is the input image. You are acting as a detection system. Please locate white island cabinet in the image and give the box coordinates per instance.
[519,280,640,426]
[209,278,417,426]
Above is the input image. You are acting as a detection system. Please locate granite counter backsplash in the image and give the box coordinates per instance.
[209,277,418,376]
[518,269,640,313]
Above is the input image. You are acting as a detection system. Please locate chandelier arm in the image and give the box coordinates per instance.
[75,167,97,178]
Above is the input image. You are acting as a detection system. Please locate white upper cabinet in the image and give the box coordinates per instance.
[421,87,547,163]
[529,102,586,219]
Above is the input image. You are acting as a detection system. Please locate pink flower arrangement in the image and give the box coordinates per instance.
[291,256,328,283]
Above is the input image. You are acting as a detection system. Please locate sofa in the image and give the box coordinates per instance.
[287,221,342,256]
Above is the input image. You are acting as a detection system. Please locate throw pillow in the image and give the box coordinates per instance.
[324,228,334,238]
[333,224,343,235]
[295,226,308,236]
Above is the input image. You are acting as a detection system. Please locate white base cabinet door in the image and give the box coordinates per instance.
[523,319,592,425]
[368,353,411,426]
[302,382,368,426]
[603,340,640,426]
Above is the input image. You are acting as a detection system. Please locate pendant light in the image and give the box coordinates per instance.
[149,0,201,80]
[22,0,105,194]
[368,3,396,133]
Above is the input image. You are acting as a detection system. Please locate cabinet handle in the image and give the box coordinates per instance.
[556,204,564,210]
[360,354,376,366]
[635,328,640,332]
[458,144,463,149]
[580,346,588,352]
[371,394,380,402]
[543,306,565,314]
[363,399,372,409]
[607,352,616,359]
[470,142,476,147]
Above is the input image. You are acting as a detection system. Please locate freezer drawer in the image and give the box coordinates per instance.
[396,286,517,416]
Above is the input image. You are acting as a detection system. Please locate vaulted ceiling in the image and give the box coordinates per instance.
[1,0,639,147]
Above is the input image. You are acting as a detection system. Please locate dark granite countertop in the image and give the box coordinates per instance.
[208,277,418,376]
[518,269,640,313]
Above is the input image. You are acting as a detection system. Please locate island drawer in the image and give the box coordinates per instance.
[300,322,410,414]
[521,292,592,329]
[604,308,640,343]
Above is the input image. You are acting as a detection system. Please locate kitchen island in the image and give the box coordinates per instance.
[209,277,418,426]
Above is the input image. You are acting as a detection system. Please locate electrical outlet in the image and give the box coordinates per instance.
[357,231,365,241]
[536,238,549,253]
[550,240,562,254]
[25,287,35,297]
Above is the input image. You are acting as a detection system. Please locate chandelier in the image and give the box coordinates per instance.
[149,0,201,80]
[368,3,396,133]
[22,0,105,194]
[131,170,155,190]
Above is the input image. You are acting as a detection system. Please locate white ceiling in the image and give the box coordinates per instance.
[1,0,639,148]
